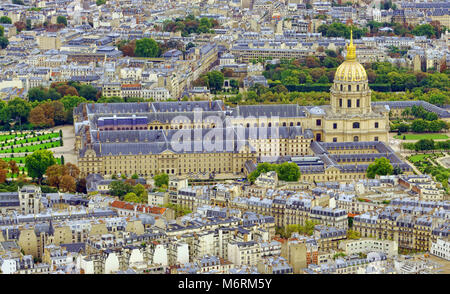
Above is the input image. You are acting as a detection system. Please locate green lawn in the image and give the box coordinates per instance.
[0,133,28,141]
[394,133,449,140]
[0,141,61,154]
[0,132,59,147]
[408,154,432,163]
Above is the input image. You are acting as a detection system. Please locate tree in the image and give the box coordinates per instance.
[229,79,239,89]
[0,37,8,49]
[60,95,87,123]
[124,192,141,203]
[0,16,12,24]
[323,56,339,68]
[133,183,148,202]
[25,19,31,30]
[76,178,87,193]
[277,162,301,182]
[8,160,19,176]
[27,87,47,102]
[45,164,65,187]
[318,75,329,84]
[25,150,57,183]
[78,84,98,101]
[64,163,80,178]
[305,56,321,68]
[14,21,26,32]
[0,169,6,183]
[411,119,429,133]
[109,180,134,198]
[398,123,409,132]
[206,71,224,91]
[415,139,435,151]
[53,84,79,97]
[325,49,337,58]
[153,173,169,188]
[52,101,67,125]
[428,91,447,106]
[56,16,67,27]
[59,174,76,192]
[6,98,31,124]
[118,40,136,57]
[29,104,54,127]
[248,162,276,183]
[186,42,196,50]
[272,84,288,93]
[134,38,161,57]
[412,24,436,38]
[366,157,393,179]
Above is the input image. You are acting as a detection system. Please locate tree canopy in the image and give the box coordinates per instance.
[248,162,301,183]
[25,150,57,183]
[56,16,67,26]
[154,173,169,188]
[134,38,161,58]
[366,157,393,179]
[0,16,12,24]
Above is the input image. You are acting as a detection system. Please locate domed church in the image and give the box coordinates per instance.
[307,30,389,143]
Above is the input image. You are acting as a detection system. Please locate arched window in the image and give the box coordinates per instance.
[353,122,360,129]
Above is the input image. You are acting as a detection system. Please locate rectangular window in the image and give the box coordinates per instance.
[333,137,337,142]
[316,119,321,126]
[357,99,360,107]
[375,122,379,128]
[374,137,379,141]
[347,99,351,107]
[333,123,337,129]
[339,99,342,107]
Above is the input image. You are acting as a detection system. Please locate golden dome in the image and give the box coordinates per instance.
[334,30,368,82]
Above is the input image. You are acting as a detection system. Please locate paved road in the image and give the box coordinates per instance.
[48,125,77,164]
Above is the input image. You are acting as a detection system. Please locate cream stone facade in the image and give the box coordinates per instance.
[74,35,409,182]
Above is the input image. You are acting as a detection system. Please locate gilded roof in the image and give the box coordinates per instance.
[334,30,368,82]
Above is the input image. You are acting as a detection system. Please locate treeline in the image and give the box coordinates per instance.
[224,88,329,106]
[117,38,162,58]
[224,84,449,108]
[108,179,149,203]
[392,119,448,133]
[161,15,219,37]
[391,105,449,133]
[248,162,301,183]
[322,21,443,39]
[404,139,450,151]
[263,58,450,93]
[0,81,103,130]
[0,25,9,49]
[317,22,368,39]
